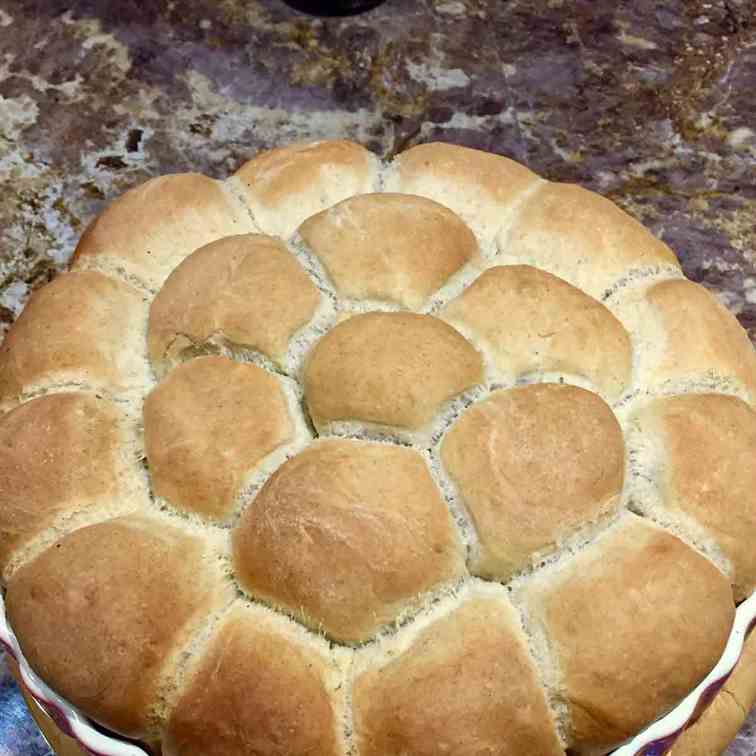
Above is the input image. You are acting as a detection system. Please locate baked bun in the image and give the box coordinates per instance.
[0,140,752,756]
[148,234,322,376]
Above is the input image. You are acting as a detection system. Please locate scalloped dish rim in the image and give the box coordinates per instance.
[0,591,754,756]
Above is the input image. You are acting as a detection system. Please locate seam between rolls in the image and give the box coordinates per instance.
[2,393,149,582]
[340,668,359,756]
[423,447,480,568]
[312,382,489,448]
[231,564,470,651]
[71,255,158,298]
[286,234,340,300]
[0,495,151,588]
[504,513,638,750]
[1,382,145,418]
[228,379,314,528]
[507,593,571,749]
[153,591,238,741]
[493,176,548,251]
[222,175,265,234]
[621,416,735,582]
[601,263,683,303]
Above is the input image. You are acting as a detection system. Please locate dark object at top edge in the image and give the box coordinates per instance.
[281,0,387,17]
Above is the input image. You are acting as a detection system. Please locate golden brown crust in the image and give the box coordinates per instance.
[232,440,465,643]
[635,394,756,602]
[441,265,632,399]
[148,234,320,374]
[299,193,477,308]
[303,312,484,431]
[442,384,624,581]
[385,142,540,240]
[144,356,294,522]
[0,271,147,406]
[163,603,342,756]
[5,514,233,738]
[72,173,256,290]
[527,516,735,754]
[645,279,756,400]
[670,629,756,756]
[233,140,377,238]
[0,393,138,581]
[500,182,680,299]
[353,595,563,756]
[4,139,754,756]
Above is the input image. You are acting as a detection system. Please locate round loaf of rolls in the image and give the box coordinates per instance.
[1,140,755,756]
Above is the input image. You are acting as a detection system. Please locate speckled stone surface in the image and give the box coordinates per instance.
[0,0,755,752]
[1,0,755,338]
[0,663,51,756]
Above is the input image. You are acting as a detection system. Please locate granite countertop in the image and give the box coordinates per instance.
[0,0,755,753]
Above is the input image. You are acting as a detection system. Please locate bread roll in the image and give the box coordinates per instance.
[163,602,344,756]
[73,173,256,291]
[629,393,756,602]
[0,271,148,407]
[441,265,632,399]
[442,384,624,581]
[0,393,142,582]
[144,355,299,522]
[233,140,378,238]
[299,192,477,308]
[524,515,734,754]
[148,234,321,376]
[353,590,563,756]
[5,514,233,739]
[233,439,464,642]
[303,311,484,436]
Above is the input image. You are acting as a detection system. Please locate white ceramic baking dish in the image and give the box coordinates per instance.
[1,591,754,756]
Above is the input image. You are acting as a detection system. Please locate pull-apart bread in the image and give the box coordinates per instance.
[1,140,754,756]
